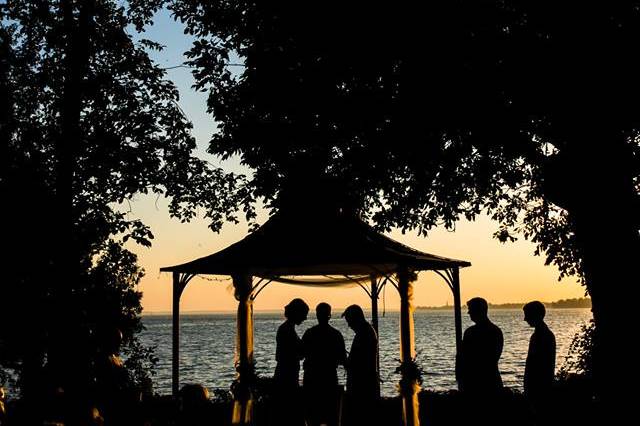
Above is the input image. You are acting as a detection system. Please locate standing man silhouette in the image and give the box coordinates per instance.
[302,303,346,426]
[458,297,504,395]
[523,301,556,400]
[342,304,379,425]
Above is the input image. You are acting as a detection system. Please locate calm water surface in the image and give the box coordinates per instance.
[140,309,591,397]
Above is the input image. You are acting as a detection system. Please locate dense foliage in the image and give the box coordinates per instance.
[0,0,247,411]
[171,0,639,410]
[558,320,595,380]
[2,0,638,419]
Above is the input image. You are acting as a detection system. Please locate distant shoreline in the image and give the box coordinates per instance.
[143,298,591,316]
[142,310,281,316]
[416,297,591,311]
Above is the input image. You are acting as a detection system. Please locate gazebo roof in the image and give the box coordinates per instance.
[161,194,470,406]
[161,208,470,278]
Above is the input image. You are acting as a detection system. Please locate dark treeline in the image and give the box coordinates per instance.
[417,298,592,311]
[0,1,247,424]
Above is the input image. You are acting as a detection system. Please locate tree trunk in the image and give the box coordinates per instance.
[571,208,638,421]
[544,129,639,421]
[48,0,94,405]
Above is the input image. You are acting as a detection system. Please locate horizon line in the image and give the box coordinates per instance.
[142,308,401,315]
[142,297,590,316]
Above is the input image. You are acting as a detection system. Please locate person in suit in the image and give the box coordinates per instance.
[342,304,379,425]
[523,301,556,400]
[457,297,504,395]
[302,302,346,426]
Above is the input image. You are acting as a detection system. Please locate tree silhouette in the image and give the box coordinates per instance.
[0,0,248,412]
[172,0,639,415]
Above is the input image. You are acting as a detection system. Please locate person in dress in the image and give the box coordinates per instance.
[271,298,309,426]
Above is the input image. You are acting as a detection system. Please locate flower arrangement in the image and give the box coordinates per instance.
[395,356,424,395]
[231,359,258,402]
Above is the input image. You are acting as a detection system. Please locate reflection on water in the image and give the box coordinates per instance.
[140,309,591,397]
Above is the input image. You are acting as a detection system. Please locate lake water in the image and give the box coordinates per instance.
[140,309,591,397]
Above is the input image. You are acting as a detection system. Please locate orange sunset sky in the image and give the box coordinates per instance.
[131,194,585,313]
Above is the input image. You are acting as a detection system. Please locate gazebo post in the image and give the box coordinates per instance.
[172,272,183,398]
[451,267,463,369]
[370,275,379,336]
[398,267,420,426]
[232,273,254,426]
[370,274,380,375]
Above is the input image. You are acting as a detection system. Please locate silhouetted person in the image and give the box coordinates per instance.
[271,298,309,426]
[274,298,309,388]
[342,304,379,426]
[178,384,211,426]
[523,301,556,401]
[458,297,504,395]
[0,386,5,426]
[302,302,346,426]
[93,327,140,426]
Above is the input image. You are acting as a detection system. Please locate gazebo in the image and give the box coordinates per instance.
[161,203,470,426]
